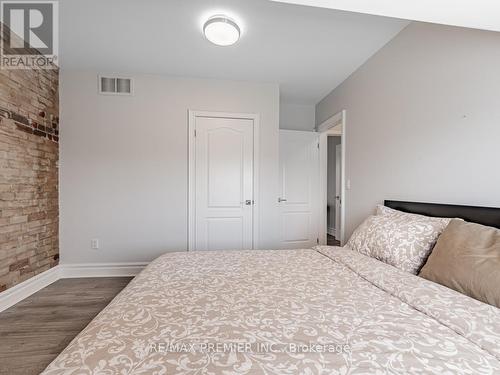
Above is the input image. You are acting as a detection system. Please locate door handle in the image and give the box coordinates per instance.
[243,200,253,206]
[278,198,287,203]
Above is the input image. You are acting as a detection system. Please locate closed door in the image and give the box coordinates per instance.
[193,116,254,251]
[279,130,319,249]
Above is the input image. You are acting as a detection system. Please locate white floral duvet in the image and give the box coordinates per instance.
[42,246,500,374]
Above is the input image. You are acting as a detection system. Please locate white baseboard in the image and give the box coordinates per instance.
[0,265,61,313]
[327,227,336,237]
[60,262,148,278]
[0,262,148,313]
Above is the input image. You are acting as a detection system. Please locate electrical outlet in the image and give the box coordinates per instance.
[91,238,99,249]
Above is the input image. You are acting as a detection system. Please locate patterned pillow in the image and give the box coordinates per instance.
[377,205,401,216]
[347,207,452,274]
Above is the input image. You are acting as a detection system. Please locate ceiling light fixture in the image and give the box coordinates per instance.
[203,15,241,46]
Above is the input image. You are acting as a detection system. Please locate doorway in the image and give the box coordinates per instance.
[327,137,342,246]
[318,110,346,246]
[188,111,260,251]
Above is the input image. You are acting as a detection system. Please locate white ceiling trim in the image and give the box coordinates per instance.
[271,0,500,32]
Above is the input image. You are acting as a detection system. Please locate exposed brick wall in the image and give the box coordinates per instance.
[0,45,59,291]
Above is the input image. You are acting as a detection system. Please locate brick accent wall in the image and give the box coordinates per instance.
[0,58,59,291]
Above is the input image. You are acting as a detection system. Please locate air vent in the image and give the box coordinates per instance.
[99,75,133,95]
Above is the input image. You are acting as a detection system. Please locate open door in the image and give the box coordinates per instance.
[278,130,320,249]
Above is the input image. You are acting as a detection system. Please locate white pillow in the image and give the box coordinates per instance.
[347,206,452,274]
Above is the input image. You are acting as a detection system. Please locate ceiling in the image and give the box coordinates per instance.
[59,0,408,105]
[273,0,500,33]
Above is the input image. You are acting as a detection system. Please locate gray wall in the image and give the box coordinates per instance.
[316,22,500,239]
[60,71,280,264]
[327,136,341,230]
[280,101,315,131]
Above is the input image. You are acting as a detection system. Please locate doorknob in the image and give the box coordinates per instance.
[278,198,287,203]
[244,200,253,205]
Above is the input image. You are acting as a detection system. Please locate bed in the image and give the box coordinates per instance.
[42,201,500,374]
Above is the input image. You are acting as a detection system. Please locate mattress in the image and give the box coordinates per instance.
[42,246,500,374]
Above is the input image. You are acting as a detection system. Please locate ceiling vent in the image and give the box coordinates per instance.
[99,75,133,95]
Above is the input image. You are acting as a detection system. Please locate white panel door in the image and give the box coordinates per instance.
[279,130,320,249]
[194,116,254,251]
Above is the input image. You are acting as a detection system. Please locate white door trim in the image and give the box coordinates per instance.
[317,111,343,133]
[318,110,346,246]
[188,110,260,251]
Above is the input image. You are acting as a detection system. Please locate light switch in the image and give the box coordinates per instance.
[91,238,100,249]
[346,179,351,190]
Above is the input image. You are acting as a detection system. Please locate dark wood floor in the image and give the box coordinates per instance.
[327,234,341,246]
[0,277,132,375]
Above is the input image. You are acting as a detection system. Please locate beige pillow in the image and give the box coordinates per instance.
[420,219,500,308]
[347,209,451,274]
[377,205,401,216]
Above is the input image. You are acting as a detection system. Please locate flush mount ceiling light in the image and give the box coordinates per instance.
[203,15,241,46]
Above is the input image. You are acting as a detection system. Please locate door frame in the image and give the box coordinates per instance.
[188,110,260,251]
[318,110,346,245]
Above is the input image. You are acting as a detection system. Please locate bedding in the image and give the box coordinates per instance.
[42,246,500,375]
[420,219,500,308]
[347,205,452,274]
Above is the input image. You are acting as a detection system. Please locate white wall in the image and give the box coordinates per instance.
[60,71,280,264]
[316,22,500,238]
[280,101,315,131]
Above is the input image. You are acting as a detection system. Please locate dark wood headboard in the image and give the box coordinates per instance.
[384,200,500,229]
